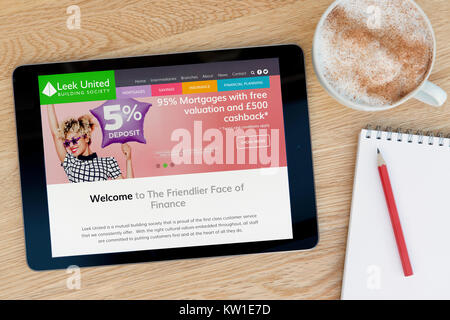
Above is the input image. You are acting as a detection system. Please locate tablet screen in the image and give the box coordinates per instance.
[38,58,293,257]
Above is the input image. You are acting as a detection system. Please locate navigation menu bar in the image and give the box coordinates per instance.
[114,58,279,87]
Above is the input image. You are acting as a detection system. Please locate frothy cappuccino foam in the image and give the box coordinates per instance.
[317,0,434,106]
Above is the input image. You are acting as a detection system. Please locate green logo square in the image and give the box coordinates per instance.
[38,70,116,104]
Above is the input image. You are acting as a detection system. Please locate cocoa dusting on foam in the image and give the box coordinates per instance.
[317,0,433,106]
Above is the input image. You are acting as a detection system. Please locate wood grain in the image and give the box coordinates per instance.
[0,0,448,299]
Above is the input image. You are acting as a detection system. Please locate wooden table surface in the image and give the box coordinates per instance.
[0,0,448,299]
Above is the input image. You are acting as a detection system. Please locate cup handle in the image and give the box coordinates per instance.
[413,80,447,107]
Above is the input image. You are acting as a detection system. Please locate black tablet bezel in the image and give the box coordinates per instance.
[13,44,318,270]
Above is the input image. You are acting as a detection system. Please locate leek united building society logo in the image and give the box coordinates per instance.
[38,70,116,104]
[42,81,57,97]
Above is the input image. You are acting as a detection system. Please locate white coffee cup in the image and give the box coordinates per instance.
[312,0,447,111]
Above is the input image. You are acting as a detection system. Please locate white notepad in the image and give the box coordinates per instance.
[341,128,450,300]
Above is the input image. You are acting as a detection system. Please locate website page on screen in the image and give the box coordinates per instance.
[38,58,293,257]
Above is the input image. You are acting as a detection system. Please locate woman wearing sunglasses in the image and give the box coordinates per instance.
[47,104,134,183]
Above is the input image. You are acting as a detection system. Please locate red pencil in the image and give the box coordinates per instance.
[377,148,413,277]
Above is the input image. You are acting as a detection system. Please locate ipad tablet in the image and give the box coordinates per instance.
[13,44,318,270]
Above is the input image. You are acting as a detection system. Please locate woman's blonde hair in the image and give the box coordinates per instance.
[58,115,95,144]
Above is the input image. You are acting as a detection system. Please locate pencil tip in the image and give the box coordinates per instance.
[377,148,380,154]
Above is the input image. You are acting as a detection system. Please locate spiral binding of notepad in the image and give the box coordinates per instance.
[365,125,450,147]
